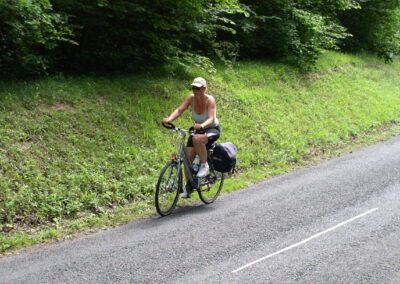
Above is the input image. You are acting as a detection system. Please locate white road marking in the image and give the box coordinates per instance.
[232,207,379,273]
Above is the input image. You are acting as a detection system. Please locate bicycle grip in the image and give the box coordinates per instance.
[189,127,205,135]
[162,121,175,129]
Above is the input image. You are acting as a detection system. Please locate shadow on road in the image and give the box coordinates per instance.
[127,201,218,231]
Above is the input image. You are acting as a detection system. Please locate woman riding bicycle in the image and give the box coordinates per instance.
[162,77,220,196]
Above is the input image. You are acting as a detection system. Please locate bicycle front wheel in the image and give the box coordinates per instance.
[155,161,182,216]
[198,171,224,204]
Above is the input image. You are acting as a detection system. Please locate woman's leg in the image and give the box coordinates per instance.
[192,134,209,177]
[180,146,197,197]
[192,134,208,163]
[183,146,195,181]
[185,146,196,163]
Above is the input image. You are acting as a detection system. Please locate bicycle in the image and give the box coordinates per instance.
[155,122,224,216]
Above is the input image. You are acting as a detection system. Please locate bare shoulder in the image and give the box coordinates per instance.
[177,94,194,111]
[206,94,216,105]
[183,94,194,103]
[206,94,215,101]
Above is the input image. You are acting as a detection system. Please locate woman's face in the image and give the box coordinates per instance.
[192,86,205,95]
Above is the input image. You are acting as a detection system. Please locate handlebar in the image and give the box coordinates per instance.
[162,121,205,135]
[190,127,205,135]
[162,121,175,129]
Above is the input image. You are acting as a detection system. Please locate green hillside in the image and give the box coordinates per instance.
[1,51,400,253]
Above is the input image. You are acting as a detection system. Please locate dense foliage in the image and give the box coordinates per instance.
[339,0,400,61]
[231,0,357,65]
[49,0,245,73]
[0,0,399,75]
[0,0,73,76]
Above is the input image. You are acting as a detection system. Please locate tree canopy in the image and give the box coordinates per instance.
[1,0,399,77]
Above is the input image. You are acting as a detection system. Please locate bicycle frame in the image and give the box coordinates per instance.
[156,122,224,215]
[173,129,195,185]
[164,122,219,192]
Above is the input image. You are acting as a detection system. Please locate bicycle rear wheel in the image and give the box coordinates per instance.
[198,171,224,204]
[155,161,182,216]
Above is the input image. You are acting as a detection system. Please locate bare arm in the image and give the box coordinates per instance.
[163,95,193,124]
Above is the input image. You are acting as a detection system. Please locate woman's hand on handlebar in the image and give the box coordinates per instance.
[192,124,206,135]
[193,124,204,131]
[162,118,175,129]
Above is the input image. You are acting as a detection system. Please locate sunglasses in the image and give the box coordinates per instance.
[192,86,202,91]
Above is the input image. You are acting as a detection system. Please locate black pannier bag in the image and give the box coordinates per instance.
[211,142,237,174]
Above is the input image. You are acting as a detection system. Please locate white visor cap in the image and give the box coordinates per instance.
[191,77,207,88]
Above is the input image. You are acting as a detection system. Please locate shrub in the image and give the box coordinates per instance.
[0,0,73,77]
[339,0,400,60]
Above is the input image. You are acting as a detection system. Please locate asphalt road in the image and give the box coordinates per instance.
[1,136,400,284]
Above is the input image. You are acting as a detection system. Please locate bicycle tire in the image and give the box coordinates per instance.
[198,171,224,204]
[155,161,182,216]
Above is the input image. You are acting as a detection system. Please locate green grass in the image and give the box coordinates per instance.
[1,51,400,254]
